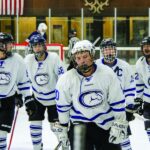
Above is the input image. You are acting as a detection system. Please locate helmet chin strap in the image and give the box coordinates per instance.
[76,63,94,74]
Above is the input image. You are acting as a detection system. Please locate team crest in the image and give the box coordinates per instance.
[35,73,49,86]
[79,90,104,108]
[0,72,11,85]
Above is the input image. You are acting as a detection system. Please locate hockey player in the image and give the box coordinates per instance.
[0,32,33,150]
[54,40,128,150]
[24,34,65,150]
[135,36,150,142]
[96,38,136,150]
[67,29,80,70]
[25,22,47,43]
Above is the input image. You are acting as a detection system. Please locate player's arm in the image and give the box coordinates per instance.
[53,53,66,78]
[108,71,128,144]
[135,61,144,99]
[54,74,72,148]
[123,65,138,120]
[15,55,32,108]
[55,74,72,126]
[123,65,136,106]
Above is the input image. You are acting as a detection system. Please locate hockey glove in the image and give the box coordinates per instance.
[51,122,70,149]
[15,93,23,108]
[126,98,143,115]
[24,96,37,117]
[126,111,135,121]
[134,98,143,115]
[109,120,128,144]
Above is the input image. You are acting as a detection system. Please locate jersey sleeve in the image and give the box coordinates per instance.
[135,61,144,99]
[53,53,66,78]
[55,74,72,125]
[108,71,126,121]
[16,55,32,98]
[123,64,136,105]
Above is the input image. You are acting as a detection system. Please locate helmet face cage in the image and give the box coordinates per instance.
[100,38,117,63]
[141,36,150,58]
[71,40,95,73]
[0,32,14,57]
[29,34,46,58]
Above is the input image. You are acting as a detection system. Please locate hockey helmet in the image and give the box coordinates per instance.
[71,40,95,73]
[71,40,95,57]
[38,23,47,32]
[29,34,46,58]
[140,36,150,58]
[100,38,117,63]
[0,32,14,57]
[69,29,77,38]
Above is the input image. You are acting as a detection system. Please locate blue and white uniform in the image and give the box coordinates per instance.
[0,53,31,98]
[135,56,150,103]
[25,52,65,106]
[96,58,135,106]
[56,64,126,130]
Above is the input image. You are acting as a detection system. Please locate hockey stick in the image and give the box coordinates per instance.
[8,106,19,150]
[54,141,62,150]
[93,36,101,46]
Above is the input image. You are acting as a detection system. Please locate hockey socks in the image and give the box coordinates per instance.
[120,137,132,150]
[0,130,7,150]
[30,121,43,150]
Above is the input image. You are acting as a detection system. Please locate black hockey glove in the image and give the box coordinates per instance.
[126,98,143,116]
[15,93,23,108]
[126,111,135,121]
[134,98,143,115]
[24,96,37,117]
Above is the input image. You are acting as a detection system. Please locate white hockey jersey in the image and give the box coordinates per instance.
[96,58,135,106]
[135,56,150,103]
[24,52,65,106]
[56,64,126,130]
[0,53,31,99]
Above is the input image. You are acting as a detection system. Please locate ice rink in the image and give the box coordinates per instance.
[8,107,150,150]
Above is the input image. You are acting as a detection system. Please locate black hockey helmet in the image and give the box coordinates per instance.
[69,29,77,38]
[140,36,150,46]
[100,38,116,49]
[140,36,150,58]
[100,38,117,63]
[0,32,14,57]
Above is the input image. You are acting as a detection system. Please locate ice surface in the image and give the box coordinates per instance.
[8,107,150,150]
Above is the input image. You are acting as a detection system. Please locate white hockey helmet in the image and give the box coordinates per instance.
[38,23,47,32]
[71,40,95,57]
